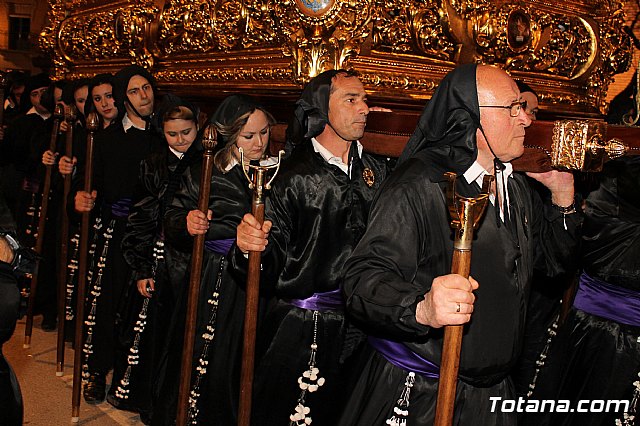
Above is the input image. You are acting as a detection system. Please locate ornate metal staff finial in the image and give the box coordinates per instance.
[54,103,65,122]
[65,104,77,123]
[85,112,100,132]
[238,148,286,202]
[202,124,218,151]
[444,172,492,249]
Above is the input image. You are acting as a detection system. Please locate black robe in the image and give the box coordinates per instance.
[111,145,196,418]
[152,160,256,426]
[231,141,388,426]
[0,196,22,426]
[523,156,640,426]
[76,119,163,377]
[338,64,580,426]
[338,154,580,425]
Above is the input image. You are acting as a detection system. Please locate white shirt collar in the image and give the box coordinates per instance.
[122,113,146,132]
[168,146,183,159]
[311,138,363,176]
[462,160,513,218]
[26,106,50,120]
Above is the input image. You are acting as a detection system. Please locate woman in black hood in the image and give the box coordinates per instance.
[153,94,275,426]
[106,94,202,422]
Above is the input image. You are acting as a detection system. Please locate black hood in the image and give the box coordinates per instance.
[112,65,156,120]
[398,63,480,179]
[84,73,115,118]
[210,94,264,147]
[287,69,343,145]
[152,93,200,135]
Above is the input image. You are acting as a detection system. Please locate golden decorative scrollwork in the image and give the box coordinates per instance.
[39,0,632,116]
[370,0,455,61]
[271,0,373,81]
[39,0,69,81]
[155,0,278,56]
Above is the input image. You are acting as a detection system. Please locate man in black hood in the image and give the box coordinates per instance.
[73,64,162,405]
[337,64,580,425]
[235,70,389,425]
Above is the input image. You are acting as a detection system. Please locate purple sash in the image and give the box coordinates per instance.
[110,198,132,218]
[21,177,40,193]
[368,336,440,379]
[573,272,640,327]
[288,288,344,311]
[204,238,235,255]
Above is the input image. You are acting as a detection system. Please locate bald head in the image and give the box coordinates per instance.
[476,65,518,106]
[475,65,531,170]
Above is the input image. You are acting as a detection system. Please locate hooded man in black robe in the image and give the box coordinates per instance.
[235,70,389,425]
[337,64,580,425]
[73,64,163,404]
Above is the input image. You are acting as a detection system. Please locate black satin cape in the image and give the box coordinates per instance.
[522,156,640,426]
[228,139,388,425]
[338,64,581,425]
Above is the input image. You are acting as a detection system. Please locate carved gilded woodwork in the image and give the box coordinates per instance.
[39,0,632,116]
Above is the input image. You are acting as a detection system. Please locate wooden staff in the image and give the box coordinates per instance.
[71,112,99,423]
[176,125,218,426]
[237,149,284,426]
[434,172,492,426]
[23,103,66,348]
[56,105,77,375]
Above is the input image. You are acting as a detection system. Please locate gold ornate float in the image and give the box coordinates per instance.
[40,0,631,116]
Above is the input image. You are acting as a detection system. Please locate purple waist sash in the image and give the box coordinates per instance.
[573,272,640,327]
[368,336,440,379]
[110,198,132,218]
[288,288,344,311]
[21,177,40,193]
[204,238,235,255]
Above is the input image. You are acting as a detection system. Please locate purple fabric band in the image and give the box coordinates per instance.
[110,198,132,218]
[21,177,40,193]
[573,272,640,327]
[204,238,235,255]
[368,336,440,379]
[288,288,344,311]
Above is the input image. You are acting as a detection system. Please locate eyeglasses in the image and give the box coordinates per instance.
[479,101,528,117]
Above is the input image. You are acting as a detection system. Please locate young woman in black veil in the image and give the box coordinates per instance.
[152,94,276,425]
[105,94,202,423]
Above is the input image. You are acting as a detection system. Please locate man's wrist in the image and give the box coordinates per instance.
[551,199,577,214]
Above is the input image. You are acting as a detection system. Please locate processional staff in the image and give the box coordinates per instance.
[434,172,492,426]
[57,105,78,376]
[176,125,218,426]
[23,103,66,348]
[237,148,284,426]
[71,111,99,423]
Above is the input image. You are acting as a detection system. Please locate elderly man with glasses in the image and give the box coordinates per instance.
[337,64,580,425]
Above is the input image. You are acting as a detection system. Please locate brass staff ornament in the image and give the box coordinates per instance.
[237,147,284,426]
[434,172,492,426]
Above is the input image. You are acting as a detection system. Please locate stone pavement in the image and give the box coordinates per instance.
[4,315,145,425]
